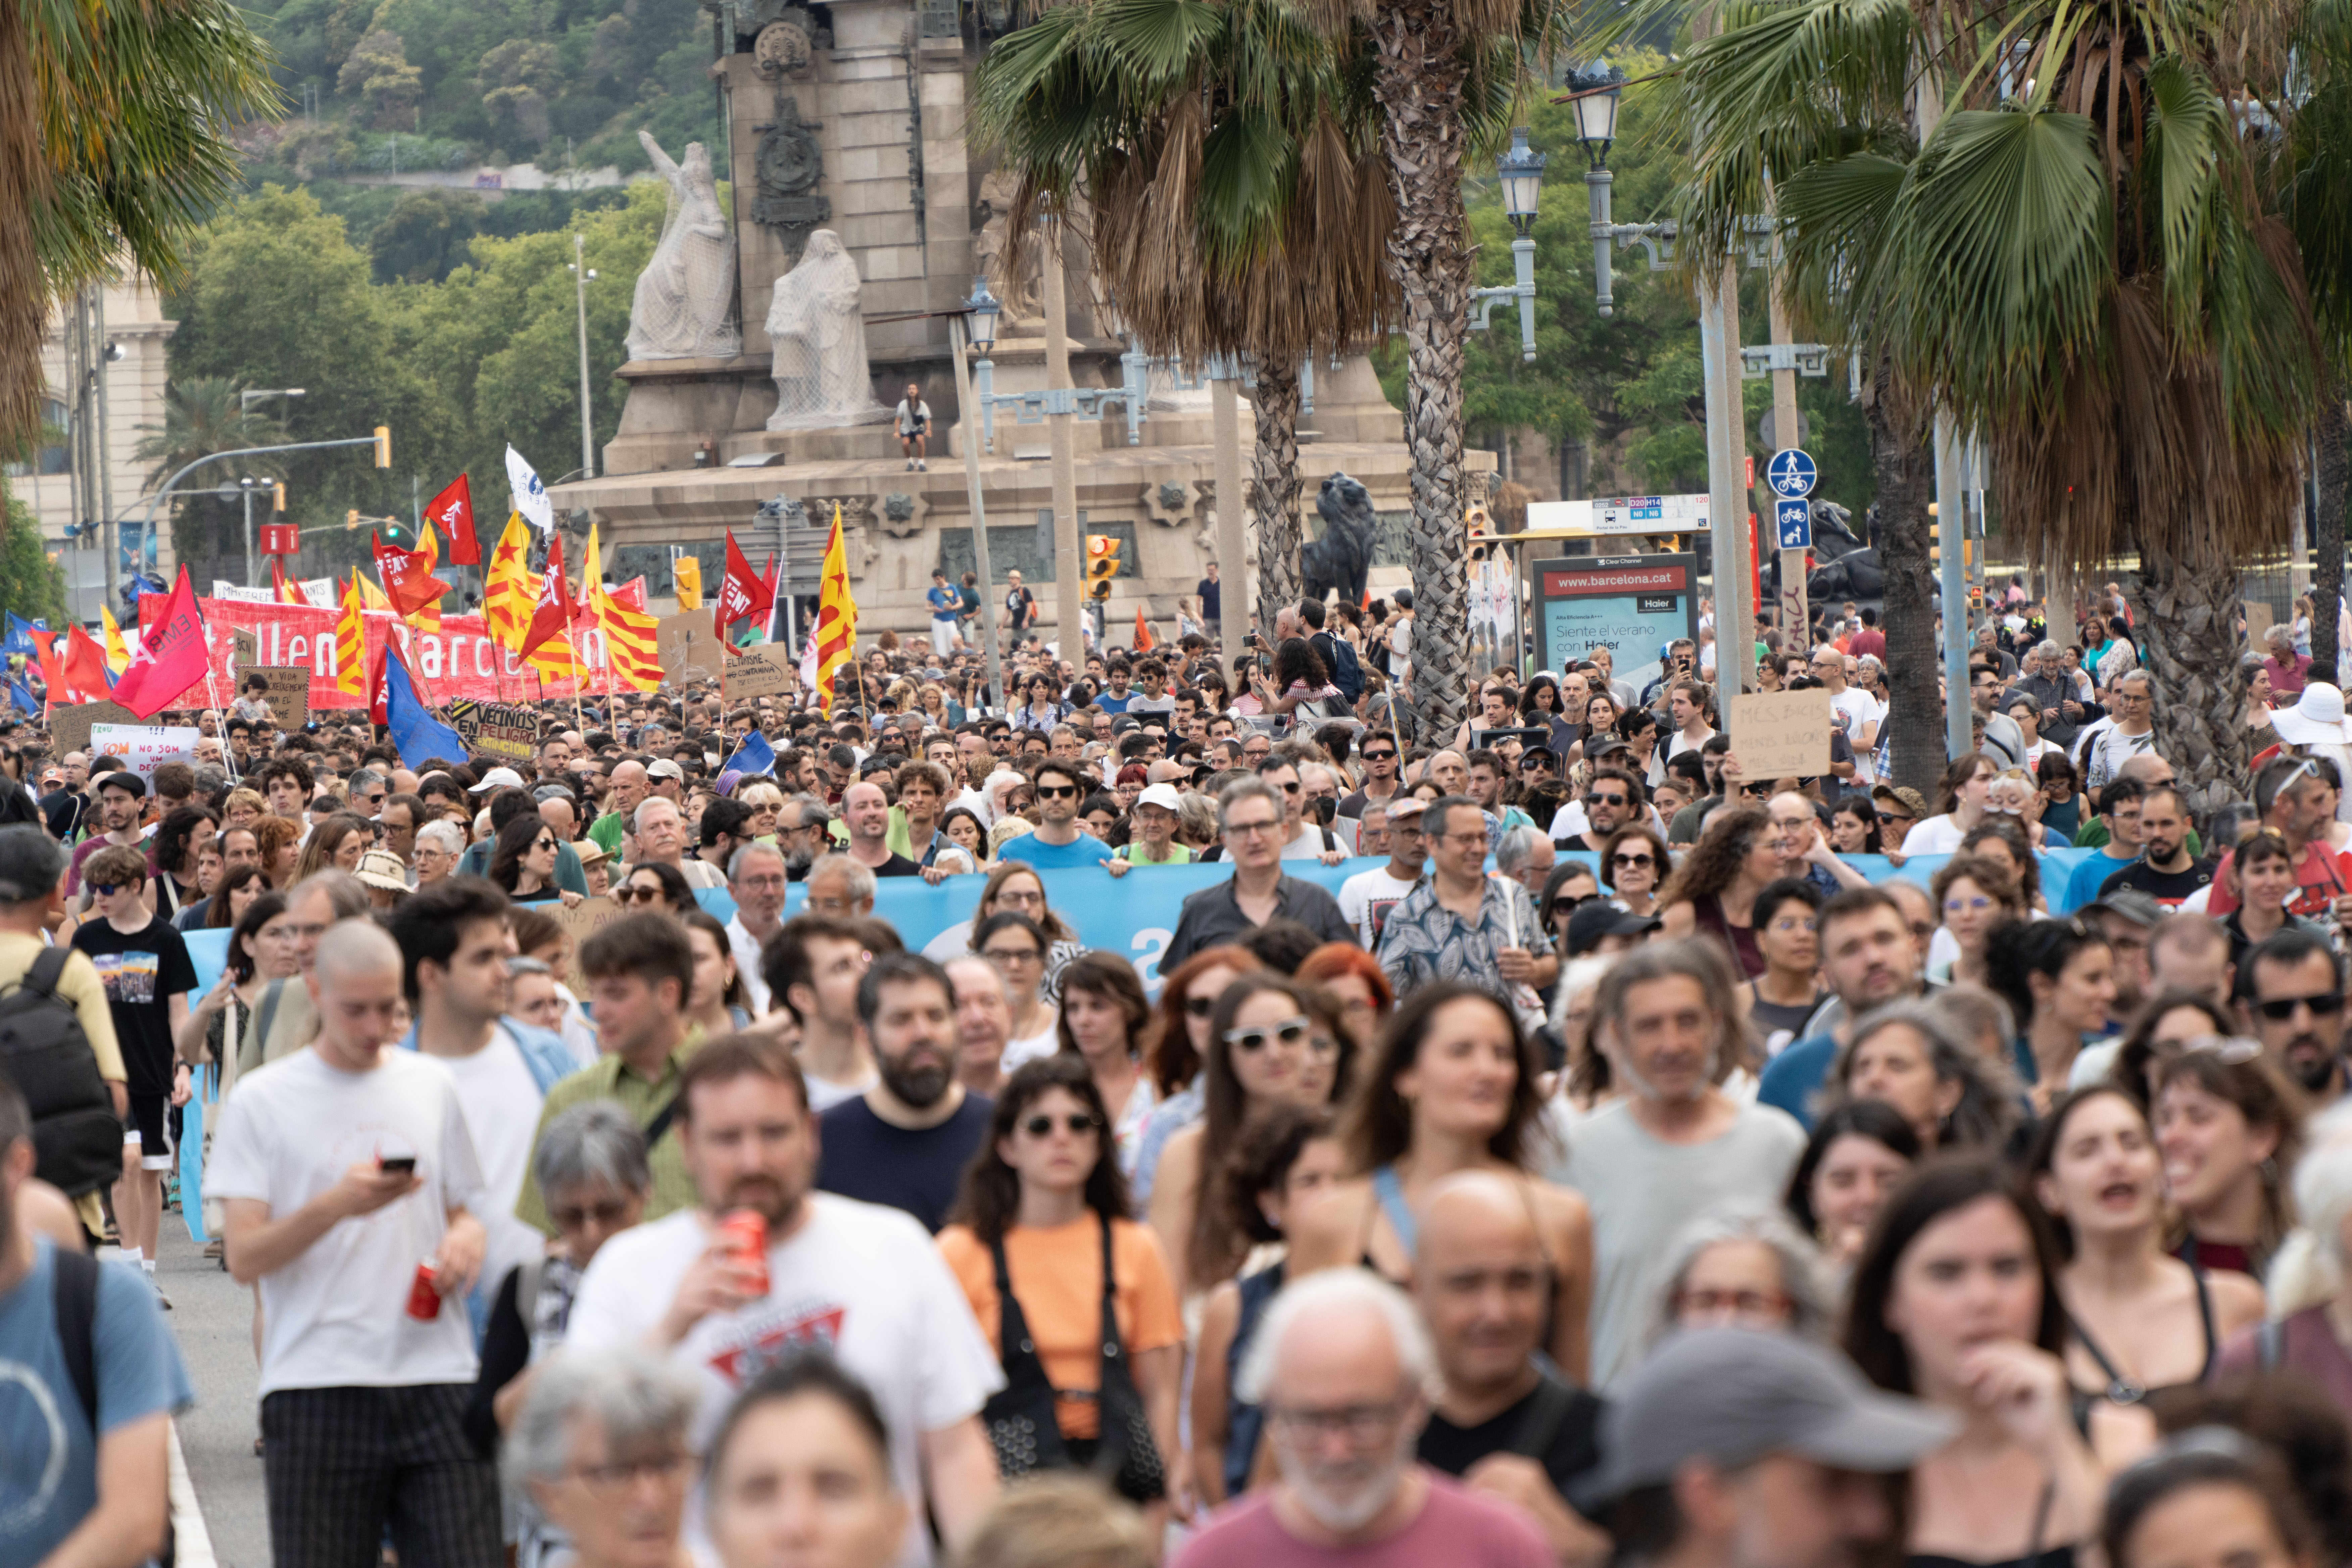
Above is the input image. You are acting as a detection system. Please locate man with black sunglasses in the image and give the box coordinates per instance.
[992,760,1114,869]
[1338,736,1403,824]
[1554,766,1645,854]
[2239,928,2350,1101]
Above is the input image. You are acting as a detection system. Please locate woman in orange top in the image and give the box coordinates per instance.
[936,1056,1188,1524]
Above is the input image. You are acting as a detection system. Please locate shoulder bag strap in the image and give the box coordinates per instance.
[52,1245,101,1431]
[1506,1372,1577,1462]
[640,1091,685,1151]
[24,943,71,999]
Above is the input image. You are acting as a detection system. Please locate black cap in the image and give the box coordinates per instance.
[1565,901,1660,956]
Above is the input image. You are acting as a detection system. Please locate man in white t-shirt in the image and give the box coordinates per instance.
[387,877,576,1311]
[1810,645,1883,779]
[211,919,497,1562]
[565,1035,1002,1566]
[1340,795,1429,950]
[726,841,790,1014]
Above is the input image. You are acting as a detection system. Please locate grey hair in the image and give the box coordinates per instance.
[806,852,876,904]
[503,1345,698,1493]
[789,794,832,834]
[931,845,978,875]
[414,820,465,856]
[1235,1268,1443,1408]
[1494,826,1548,876]
[1176,791,1218,845]
[2034,640,2060,661]
[530,1099,651,1201]
[1591,936,1746,1090]
[193,766,229,796]
[291,869,372,921]
[1647,1206,1834,1346]
[350,767,387,793]
[508,955,554,979]
[633,796,679,832]
[728,840,787,882]
[1299,762,1342,793]
[1218,775,1285,833]
[2274,1120,2352,1315]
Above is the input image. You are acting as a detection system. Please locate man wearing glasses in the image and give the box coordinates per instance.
[1554,767,1646,854]
[1161,778,1354,970]
[1339,737,1404,826]
[2239,928,2351,1101]
[992,761,1115,869]
[2082,669,2162,808]
[1375,797,1555,1006]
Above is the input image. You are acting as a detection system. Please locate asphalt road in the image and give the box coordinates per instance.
[146,1210,271,1568]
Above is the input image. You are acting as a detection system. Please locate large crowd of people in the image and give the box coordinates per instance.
[12,577,2352,1568]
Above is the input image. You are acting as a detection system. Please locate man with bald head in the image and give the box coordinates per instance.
[208,918,499,1562]
[1414,1173,1610,1567]
[1175,1268,1550,1568]
[840,780,921,876]
[587,758,649,856]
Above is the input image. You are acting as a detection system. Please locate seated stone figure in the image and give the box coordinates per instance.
[765,230,890,431]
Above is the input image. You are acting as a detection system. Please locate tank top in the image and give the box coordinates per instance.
[1690,894,1766,977]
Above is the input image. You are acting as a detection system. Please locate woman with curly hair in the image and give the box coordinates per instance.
[1823,997,2019,1150]
[1250,637,1343,723]
[1656,803,1780,978]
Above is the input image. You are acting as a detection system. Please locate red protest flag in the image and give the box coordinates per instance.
[713,529,772,637]
[111,565,210,718]
[521,540,572,659]
[428,474,481,565]
[26,630,66,707]
[62,627,111,703]
[367,636,392,724]
[610,576,648,613]
[373,532,451,618]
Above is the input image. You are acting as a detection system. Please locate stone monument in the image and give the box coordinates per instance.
[624,132,742,362]
[764,229,890,430]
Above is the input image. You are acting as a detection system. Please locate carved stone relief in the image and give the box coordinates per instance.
[753,97,830,263]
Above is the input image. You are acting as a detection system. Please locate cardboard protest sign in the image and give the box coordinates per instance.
[50,701,140,758]
[724,643,795,701]
[448,700,539,765]
[90,723,203,782]
[1727,690,1833,781]
[552,895,627,991]
[249,667,310,728]
[657,612,724,685]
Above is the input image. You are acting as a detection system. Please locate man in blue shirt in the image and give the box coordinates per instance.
[926,568,960,659]
[992,760,1115,869]
[0,1074,193,1568]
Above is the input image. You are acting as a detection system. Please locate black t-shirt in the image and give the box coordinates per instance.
[1197,577,1221,621]
[71,914,198,1094]
[1417,1375,1608,1499]
[815,1093,994,1232]
[2097,856,2216,910]
[1006,586,1035,629]
[872,852,923,879]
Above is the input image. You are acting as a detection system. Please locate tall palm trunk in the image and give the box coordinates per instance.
[1369,0,1474,739]
[1251,363,1305,647]
[2316,396,2348,675]
[1868,359,1942,794]
[2137,522,2251,816]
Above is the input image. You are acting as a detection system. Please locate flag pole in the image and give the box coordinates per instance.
[562,628,588,737]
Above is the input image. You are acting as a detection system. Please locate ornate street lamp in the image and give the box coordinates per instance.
[1563,62,1674,317]
[1472,127,1547,361]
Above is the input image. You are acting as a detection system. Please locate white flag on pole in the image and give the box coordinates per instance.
[506,445,554,537]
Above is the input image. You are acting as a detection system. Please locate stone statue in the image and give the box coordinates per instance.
[625,131,741,362]
[973,171,1038,324]
[1301,471,1378,608]
[764,230,890,430]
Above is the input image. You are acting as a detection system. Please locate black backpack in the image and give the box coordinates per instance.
[1314,630,1365,704]
[0,948,127,1197]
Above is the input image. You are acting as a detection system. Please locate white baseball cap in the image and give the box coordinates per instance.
[1135,783,1184,812]
[468,766,525,794]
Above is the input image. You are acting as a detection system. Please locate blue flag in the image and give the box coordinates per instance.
[6,675,36,715]
[721,731,776,778]
[3,614,45,658]
[384,646,469,769]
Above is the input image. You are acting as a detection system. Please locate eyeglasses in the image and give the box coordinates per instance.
[532,837,557,852]
[1362,749,1396,762]
[550,1197,633,1229]
[1675,1286,1792,1318]
[1225,1015,1323,1053]
[2165,1034,2265,1065]
[1586,792,1628,808]
[1266,1399,1412,1442]
[87,883,118,897]
[1035,784,1079,800]
[982,945,1043,966]
[566,1453,692,1491]
[1021,1112,1101,1137]
[1227,818,1283,838]
[615,885,668,905]
[2253,991,2346,1021]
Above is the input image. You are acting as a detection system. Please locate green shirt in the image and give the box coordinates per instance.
[589,811,625,856]
[1117,841,1194,865]
[514,1026,706,1236]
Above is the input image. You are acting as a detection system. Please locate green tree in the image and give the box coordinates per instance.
[132,377,289,565]
[0,0,276,454]
[369,189,488,283]
[1659,0,2333,806]
[0,484,67,629]
[337,27,423,129]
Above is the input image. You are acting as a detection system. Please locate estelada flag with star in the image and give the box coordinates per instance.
[427,474,480,565]
[714,529,772,638]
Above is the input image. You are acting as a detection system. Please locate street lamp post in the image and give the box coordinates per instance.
[237,389,304,588]
[569,236,599,479]
[1469,128,1547,362]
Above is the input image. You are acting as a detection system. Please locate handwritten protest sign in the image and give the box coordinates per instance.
[249,667,309,729]
[449,700,538,765]
[552,896,627,991]
[657,613,724,685]
[725,644,795,701]
[90,723,203,783]
[1727,690,1833,782]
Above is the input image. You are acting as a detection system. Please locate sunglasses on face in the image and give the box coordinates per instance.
[983,946,1043,965]
[2254,992,2346,1020]
[1611,852,1655,870]
[1035,784,1079,800]
[1225,1015,1321,1053]
[1586,793,1628,808]
[1363,749,1396,762]
[616,885,667,904]
[88,883,119,898]
[1022,1112,1102,1138]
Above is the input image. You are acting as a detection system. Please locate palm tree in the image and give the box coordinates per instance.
[1656,0,2332,809]
[134,378,285,565]
[1,0,276,455]
[972,0,1400,650]
[2282,0,2352,672]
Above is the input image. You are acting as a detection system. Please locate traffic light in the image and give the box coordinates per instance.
[273,481,287,512]
[346,509,361,531]
[1085,535,1120,600]
[1465,500,1492,536]
[373,426,392,468]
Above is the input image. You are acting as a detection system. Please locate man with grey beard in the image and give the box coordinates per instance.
[776,794,832,882]
[1174,1269,1551,1568]
[812,952,992,1231]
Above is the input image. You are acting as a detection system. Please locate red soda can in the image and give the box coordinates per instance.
[406,1261,442,1321]
[718,1210,769,1297]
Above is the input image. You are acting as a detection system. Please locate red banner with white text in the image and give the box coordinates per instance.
[140,594,625,709]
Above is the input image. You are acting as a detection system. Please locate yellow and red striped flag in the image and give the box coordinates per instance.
[483,511,586,681]
[810,503,856,712]
[334,571,367,698]
[577,525,662,691]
